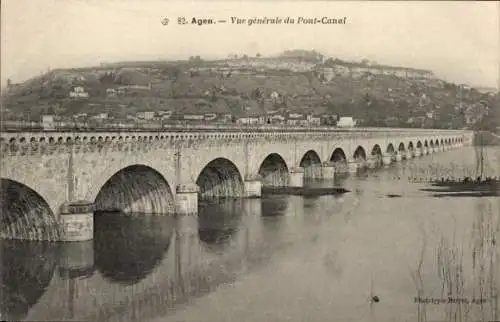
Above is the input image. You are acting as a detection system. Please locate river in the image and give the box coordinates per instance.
[1,146,499,322]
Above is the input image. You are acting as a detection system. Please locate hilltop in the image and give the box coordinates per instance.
[3,50,499,129]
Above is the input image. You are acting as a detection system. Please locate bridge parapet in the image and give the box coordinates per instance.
[0,128,471,158]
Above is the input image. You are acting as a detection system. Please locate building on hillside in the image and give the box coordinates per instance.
[336,116,356,128]
[287,116,303,126]
[204,113,217,121]
[143,111,155,120]
[306,114,321,126]
[218,113,233,123]
[183,114,205,121]
[236,116,263,125]
[320,114,338,126]
[268,114,286,125]
[288,112,303,119]
[94,113,108,120]
[106,88,118,97]
[69,86,89,98]
[42,115,55,130]
[328,62,434,81]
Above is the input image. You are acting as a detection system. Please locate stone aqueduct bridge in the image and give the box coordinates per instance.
[0,127,472,241]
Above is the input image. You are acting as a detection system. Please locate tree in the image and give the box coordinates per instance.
[256,53,261,58]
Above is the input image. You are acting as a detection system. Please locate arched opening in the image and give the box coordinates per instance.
[94,215,174,285]
[198,199,243,250]
[408,141,414,154]
[386,143,395,154]
[258,153,289,187]
[0,179,59,241]
[371,144,383,166]
[353,146,366,161]
[386,143,396,162]
[299,150,322,179]
[196,158,244,199]
[0,240,57,321]
[424,140,429,148]
[94,165,175,214]
[398,142,406,159]
[330,148,347,172]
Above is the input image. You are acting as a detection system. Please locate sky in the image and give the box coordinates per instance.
[1,0,499,88]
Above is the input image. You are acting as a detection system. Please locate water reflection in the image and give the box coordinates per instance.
[0,240,57,321]
[261,196,288,217]
[198,199,244,250]
[94,213,175,285]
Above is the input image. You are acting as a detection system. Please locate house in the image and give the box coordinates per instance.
[218,113,233,123]
[69,86,89,98]
[306,114,321,126]
[268,114,286,125]
[143,111,155,120]
[204,113,217,121]
[42,115,55,130]
[270,91,280,100]
[184,114,205,121]
[337,116,356,128]
[95,113,108,120]
[288,113,303,119]
[236,116,262,125]
[106,88,116,96]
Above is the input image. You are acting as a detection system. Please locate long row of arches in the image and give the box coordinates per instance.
[1,136,464,240]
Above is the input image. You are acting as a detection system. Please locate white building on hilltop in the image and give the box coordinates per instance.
[69,86,89,98]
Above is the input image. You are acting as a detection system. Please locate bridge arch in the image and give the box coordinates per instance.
[330,147,347,171]
[0,179,60,241]
[353,146,367,161]
[196,158,244,199]
[299,150,322,179]
[386,143,395,154]
[94,165,175,214]
[258,153,289,187]
[371,144,383,166]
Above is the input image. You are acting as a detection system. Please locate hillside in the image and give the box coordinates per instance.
[3,54,499,129]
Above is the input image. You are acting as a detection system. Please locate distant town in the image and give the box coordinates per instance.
[2,49,498,131]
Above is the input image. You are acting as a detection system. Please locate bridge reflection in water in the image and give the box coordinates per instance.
[0,197,289,322]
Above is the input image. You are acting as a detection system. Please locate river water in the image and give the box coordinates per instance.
[1,146,499,322]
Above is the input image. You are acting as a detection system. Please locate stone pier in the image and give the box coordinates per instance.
[59,201,94,242]
[365,157,377,169]
[322,162,336,179]
[348,160,361,173]
[288,167,305,187]
[382,153,392,166]
[176,183,199,215]
[244,178,262,198]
